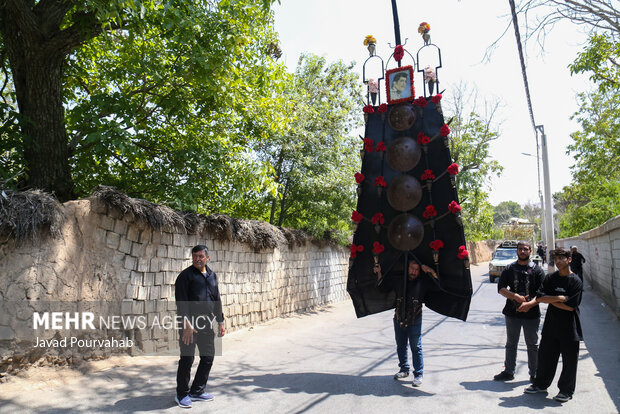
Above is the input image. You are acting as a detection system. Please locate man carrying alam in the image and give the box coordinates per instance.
[174,245,226,408]
[494,241,545,383]
[374,259,441,387]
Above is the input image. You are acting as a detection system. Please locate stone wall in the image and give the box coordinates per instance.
[466,240,498,265]
[0,198,348,375]
[557,214,620,318]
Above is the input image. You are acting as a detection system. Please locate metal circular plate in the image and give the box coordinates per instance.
[386,137,421,172]
[387,213,424,251]
[387,104,416,131]
[386,174,422,212]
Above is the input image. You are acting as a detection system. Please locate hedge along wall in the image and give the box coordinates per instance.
[0,189,349,376]
[557,214,620,318]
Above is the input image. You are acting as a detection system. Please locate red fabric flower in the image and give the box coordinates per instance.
[376,141,386,152]
[351,210,363,223]
[378,103,388,113]
[417,132,430,145]
[372,241,385,254]
[354,172,365,184]
[448,163,459,175]
[412,96,428,107]
[457,245,469,259]
[432,94,442,104]
[363,105,375,114]
[375,176,387,187]
[429,240,444,251]
[423,205,437,219]
[364,137,374,152]
[371,212,385,225]
[448,200,461,214]
[421,169,435,181]
[394,45,404,61]
[350,243,365,258]
[440,124,451,136]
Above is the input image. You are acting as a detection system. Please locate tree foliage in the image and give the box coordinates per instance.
[554,32,620,236]
[255,54,362,241]
[444,84,504,241]
[493,200,523,225]
[0,0,280,204]
[555,84,620,237]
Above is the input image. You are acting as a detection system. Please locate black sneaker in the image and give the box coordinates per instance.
[554,392,572,402]
[524,384,548,394]
[493,371,514,381]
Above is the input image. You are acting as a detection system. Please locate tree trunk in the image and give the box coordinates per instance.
[269,149,285,224]
[13,52,74,201]
[0,6,89,201]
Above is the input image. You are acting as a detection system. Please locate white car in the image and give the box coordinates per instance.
[488,248,518,283]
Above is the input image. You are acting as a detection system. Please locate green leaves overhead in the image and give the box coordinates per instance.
[64,0,282,211]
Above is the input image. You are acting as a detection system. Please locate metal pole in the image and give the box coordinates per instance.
[535,132,547,252]
[390,0,402,67]
[539,127,555,271]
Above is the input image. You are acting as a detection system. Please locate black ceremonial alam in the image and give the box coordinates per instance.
[347,99,472,321]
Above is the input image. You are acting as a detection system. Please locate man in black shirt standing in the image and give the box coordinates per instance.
[494,241,545,383]
[525,248,583,403]
[174,245,226,408]
[374,259,441,387]
[570,246,586,282]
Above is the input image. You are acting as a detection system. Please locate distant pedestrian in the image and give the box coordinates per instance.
[174,245,226,408]
[536,244,546,265]
[525,248,583,403]
[374,260,440,387]
[570,246,586,282]
[494,241,544,383]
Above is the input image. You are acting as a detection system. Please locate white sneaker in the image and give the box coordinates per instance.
[412,376,422,387]
[393,371,409,379]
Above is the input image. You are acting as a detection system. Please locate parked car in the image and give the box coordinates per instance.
[489,242,518,283]
[488,240,543,283]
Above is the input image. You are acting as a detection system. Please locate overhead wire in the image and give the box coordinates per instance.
[508,0,537,132]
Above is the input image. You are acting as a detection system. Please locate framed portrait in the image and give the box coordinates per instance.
[385,66,415,105]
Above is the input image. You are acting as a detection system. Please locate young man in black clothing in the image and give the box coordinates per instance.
[494,241,545,383]
[374,260,440,387]
[570,246,586,281]
[174,245,226,408]
[525,248,583,403]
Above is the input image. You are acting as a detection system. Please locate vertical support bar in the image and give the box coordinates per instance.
[541,131,555,271]
[400,253,408,323]
[391,0,402,67]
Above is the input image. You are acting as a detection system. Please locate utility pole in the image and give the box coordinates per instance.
[537,125,555,271]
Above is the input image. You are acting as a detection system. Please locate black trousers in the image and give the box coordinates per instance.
[534,334,579,395]
[176,330,215,398]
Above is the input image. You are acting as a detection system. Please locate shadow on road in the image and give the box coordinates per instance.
[226,372,435,398]
[498,393,566,409]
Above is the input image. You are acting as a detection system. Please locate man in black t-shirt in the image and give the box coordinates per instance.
[374,260,441,387]
[525,248,583,403]
[494,241,545,383]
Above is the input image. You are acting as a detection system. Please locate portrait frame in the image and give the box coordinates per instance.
[385,66,415,105]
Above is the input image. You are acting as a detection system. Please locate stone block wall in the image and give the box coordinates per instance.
[557,214,620,318]
[0,198,348,375]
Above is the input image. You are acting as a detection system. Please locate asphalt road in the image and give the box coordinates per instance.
[1,262,619,413]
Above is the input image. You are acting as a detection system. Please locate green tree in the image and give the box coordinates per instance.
[555,85,620,236]
[570,32,619,93]
[445,84,504,241]
[255,54,362,240]
[0,0,279,204]
[493,200,523,225]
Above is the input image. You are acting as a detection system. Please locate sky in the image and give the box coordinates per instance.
[272,0,593,207]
